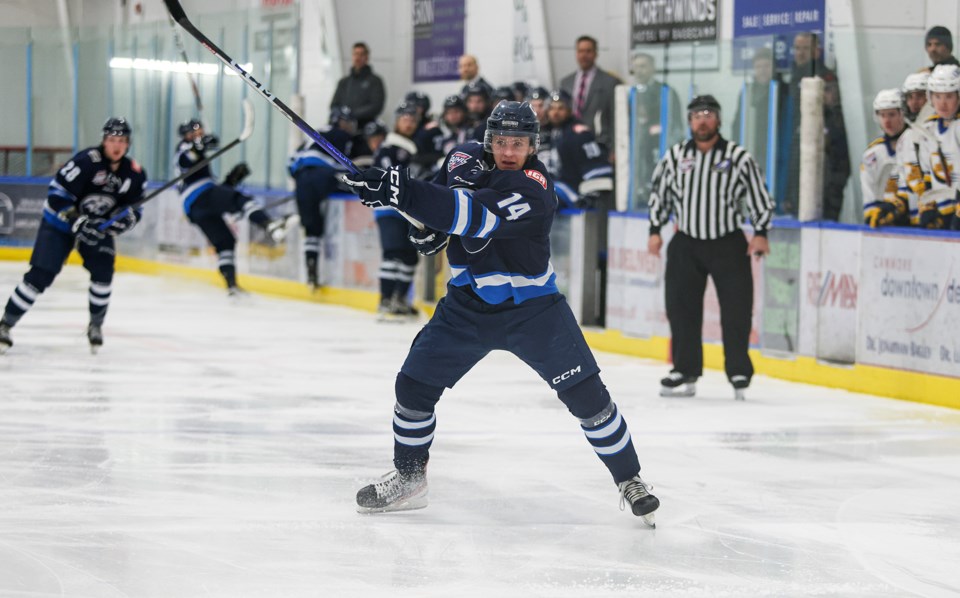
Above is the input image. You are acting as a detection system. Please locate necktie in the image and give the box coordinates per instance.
[575,71,589,119]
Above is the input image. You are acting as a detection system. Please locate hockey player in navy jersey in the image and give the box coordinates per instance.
[288,106,357,289]
[0,118,146,354]
[542,89,615,209]
[344,101,660,525]
[413,94,470,178]
[371,101,423,319]
[176,119,287,295]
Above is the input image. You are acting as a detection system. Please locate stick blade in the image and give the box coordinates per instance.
[163,0,187,22]
[240,99,255,141]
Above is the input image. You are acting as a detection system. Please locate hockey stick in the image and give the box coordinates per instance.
[162,0,425,231]
[97,98,255,230]
[169,14,203,115]
[261,194,296,211]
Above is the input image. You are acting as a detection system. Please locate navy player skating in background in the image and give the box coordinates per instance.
[0,118,147,354]
[344,101,660,525]
[371,102,423,319]
[176,119,287,295]
[288,106,356,289]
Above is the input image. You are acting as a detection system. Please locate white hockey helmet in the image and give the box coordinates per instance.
[873,88,903,112]
[902,72,929,93]
[927,64,960,93]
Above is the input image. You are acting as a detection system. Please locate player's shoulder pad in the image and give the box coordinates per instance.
[75,146,100,165]
[867,136,885,149]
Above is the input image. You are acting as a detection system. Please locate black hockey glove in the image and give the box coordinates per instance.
[224,162,251,187]
[865,199,903,228]
[408,225,449,256]
[104,209,139,235]
[200,134,220,150]
[341,166,408,209]
[72,216,107,246]
[918,201,946,229]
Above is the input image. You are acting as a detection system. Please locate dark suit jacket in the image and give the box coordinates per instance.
[560,67,622,150]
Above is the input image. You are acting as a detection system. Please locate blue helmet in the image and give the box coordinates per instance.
[484,101,540,152]
[403,90,431,115]
[329,105,357,126]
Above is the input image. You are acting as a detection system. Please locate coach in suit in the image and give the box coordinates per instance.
[560,35,623,153]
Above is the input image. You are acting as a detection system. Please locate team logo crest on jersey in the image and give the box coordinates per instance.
[448,151,472,172]
[712,159,731,172]
[864,152,877,166]
[79,193,117,217]
[92,170,108,186]
[679,158,696,172]
[524,169,548,189]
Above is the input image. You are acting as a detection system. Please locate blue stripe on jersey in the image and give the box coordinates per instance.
[48,180,76,202]
[863,200,882,210]
[289,150,341,175]
[181,179,215,215]
[448,263,559,304]
[583,165,613,180]
[373,206,406,220]
[42,206,72,232]
[476,206,499,238]
[554,182,578,208]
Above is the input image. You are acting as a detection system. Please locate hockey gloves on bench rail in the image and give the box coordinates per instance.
[341,166,409,210]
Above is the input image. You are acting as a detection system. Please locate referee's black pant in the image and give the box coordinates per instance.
[665,230,754,383]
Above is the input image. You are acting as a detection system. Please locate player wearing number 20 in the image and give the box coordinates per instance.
[0,118,147,354]
[344,101,660,525]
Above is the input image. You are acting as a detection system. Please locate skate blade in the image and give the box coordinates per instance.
[660,384,695,398]
[356,493,428,514]
[641,512,656,528]
[89,344,101,355]
[734,389,746,401]
[0,344,10,356]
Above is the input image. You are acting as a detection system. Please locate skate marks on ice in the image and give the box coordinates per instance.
[1,263,959,597]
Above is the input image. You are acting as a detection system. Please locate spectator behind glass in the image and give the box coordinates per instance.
[559,35,623,155]
[331,42,386,129]
[922,26,959,73]
[778,32,849,220]
[732,47,787,178]
[458,54,493,97]
[629,51,684,207]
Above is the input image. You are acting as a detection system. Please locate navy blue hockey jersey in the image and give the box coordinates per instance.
[175,137,216,214]
[541,119,613,208]
[45,146,148,232]
[288,127,354,177]
[397,141,559,305]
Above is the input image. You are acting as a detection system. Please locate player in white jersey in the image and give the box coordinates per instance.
[913,64,960,228]
[894,72,932,223]
[862,89,908,227]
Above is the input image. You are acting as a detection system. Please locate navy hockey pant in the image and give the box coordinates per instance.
[375,216,417,303]
[294,167,335,270]
[665,230,755,382]
[392,285,642,483]
[2,220,115,328]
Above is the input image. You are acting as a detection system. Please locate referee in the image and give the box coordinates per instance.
[647,95,774,400]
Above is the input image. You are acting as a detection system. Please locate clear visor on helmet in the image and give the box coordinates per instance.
[483,129,540,154]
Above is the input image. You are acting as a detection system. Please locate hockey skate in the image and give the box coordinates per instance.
[306,256,321,291]
[87,324,103,354]
[659,371,697,397]
[0,322,12,355]
[731,375,749,401]
[356,469,428,514]
[618,475,659,528]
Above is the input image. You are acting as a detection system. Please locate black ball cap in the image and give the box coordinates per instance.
[687,94,721,113]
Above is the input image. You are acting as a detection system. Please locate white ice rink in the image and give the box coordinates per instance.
[1,262,959,598]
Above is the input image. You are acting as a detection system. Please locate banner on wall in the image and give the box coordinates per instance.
[797,227,859,362]
[631,0,719,45]
[732,0,824,70]
[858,234,960,378]
[413,0,465,83]
[0,183,46,246]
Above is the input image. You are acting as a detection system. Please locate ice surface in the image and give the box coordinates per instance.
[1,263,958,597]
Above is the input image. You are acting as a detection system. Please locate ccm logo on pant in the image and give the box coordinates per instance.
[552,365,581,385]
[390,169,401,205]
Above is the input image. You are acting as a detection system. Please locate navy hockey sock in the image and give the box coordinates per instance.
[217,250,237,288]
[392,402,435,475]
[88,281,111,326]
[580,402,641,484]
[3,268,55,327]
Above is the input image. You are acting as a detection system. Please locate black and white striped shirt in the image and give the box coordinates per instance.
[648,137,774,239]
